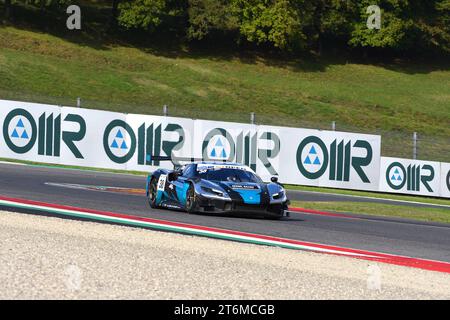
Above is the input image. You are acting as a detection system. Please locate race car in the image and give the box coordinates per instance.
[145,161,290,219]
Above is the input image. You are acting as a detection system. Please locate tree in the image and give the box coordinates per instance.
[4,0,12,19]
[116,0,187,33]
[422,0,450,52]
[310,0,358,53]
[109,0,121,29]
[117,0,167,30]
[7,0,445,55]
[348,1,414,50]
[112,0,120,18]
[347,0,450,53]
[187,0,239,40]
[232,0,308,51]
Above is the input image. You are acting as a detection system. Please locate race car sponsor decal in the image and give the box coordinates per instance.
[157,174,167,191]
[161,202,183,210]
[230,184,259,190]
[197,163,254,173]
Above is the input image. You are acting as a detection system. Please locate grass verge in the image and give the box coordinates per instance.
[286,184,450,207]
[291,201,450,224]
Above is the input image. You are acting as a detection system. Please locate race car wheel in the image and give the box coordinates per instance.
[265,213,283,220]
[185,184,197,213]
[148,177,158,208]
[264,207,285,220]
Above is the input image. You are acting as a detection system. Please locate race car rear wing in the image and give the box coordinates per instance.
[149,155,228,169]
[149,155,202,163]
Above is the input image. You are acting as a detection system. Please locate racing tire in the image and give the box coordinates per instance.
[265,215,283,220]
[147,177,158,208]
[185,184,197,213]
[264,207,285,220]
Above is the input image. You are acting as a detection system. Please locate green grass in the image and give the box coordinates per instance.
[0,26,449,161]
[291,201,450,224]
[286,184,450,206]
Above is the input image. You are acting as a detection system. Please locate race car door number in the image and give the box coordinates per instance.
[157,175,167,191]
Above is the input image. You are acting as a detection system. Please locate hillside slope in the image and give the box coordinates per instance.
[0,26,449,161]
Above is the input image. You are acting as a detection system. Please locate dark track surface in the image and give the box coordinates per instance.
[0,162,449,262]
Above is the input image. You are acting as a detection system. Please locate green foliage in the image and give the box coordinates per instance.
[317,0,357,37]
[22,0,70,7]
[117,0,167,30]
[348,0,413,49]
[2,0,449,54]
[187,0,239,40]
[348,0,450,51]
[350,14,415,49]
[425,0,450,51]
[233,0,307,50]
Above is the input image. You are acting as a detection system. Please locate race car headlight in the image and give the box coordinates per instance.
[272,191,285,199]
[201,186,224,197]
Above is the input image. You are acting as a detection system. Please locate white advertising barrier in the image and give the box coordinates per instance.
[1,100,197,172]
[379,157,441,197]
[0,100,381,191]
[277,126,321,187]
[190,120,381,191]
[255,125,282,182]
[61,108,196,171]
[440,162,450,198]
[0,100,62,165]
[125,113,194,172]
[60,107,128,170]
[193,119,257,165]
[278,127,381,191]
[3,99,449,198]
[192,121,284,182]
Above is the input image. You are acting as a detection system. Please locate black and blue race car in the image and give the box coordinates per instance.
[145,162,290,219]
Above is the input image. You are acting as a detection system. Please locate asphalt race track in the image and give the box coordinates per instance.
[0,162,449,262]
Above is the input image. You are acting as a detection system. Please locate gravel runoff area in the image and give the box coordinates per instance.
[0,210,449,300]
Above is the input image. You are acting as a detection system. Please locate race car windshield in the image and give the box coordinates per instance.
[198,168,262,183]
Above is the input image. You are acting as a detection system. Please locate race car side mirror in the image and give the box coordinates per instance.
[168,171,179,181]
[270,176,278,183]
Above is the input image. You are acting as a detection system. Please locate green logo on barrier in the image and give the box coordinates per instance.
[201,128,280,175]
[3,108,37,154]
[386,162,406,190]
[296,136,373,182]
[103,120,185,165]
[62,114,86,159]
[103,120,136,164]
[447,170,450,192]
[2,109,86,158]
[202,128,235,162]
[386,162,434,192]
[296,136,328,180]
